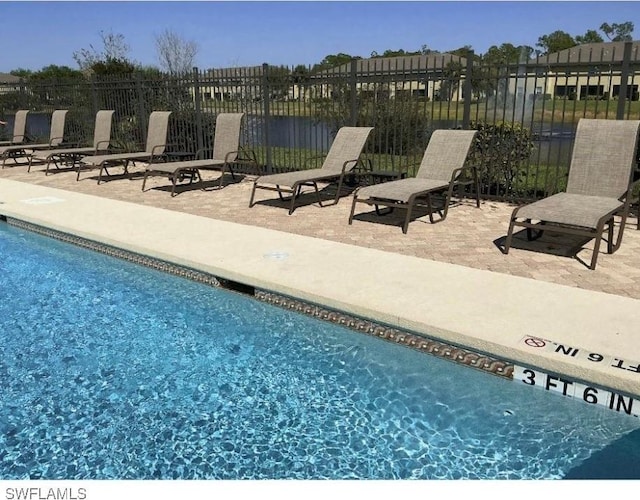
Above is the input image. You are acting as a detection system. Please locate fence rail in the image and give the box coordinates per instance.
[2,42,640,202]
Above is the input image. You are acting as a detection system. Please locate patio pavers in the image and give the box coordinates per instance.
[2,162,640,300]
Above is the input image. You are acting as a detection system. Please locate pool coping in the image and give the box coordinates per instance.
[1,178,639,417]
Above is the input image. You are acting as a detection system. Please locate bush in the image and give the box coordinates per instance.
[315,83,430,158]
[357,93,430,156]
[469,120,534,197]
[167,111,217,155]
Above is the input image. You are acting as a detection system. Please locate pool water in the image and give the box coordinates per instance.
[0,223,639,480]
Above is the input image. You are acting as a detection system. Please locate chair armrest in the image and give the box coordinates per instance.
[449,164,479,185]
[194,147,213,160]
[236,146,259,165]
[353,158,374,173]
[149,143,170,161]
[223,148,259,165]
[94,140,113,153]
[340,158,360,174]
[50,136,70,146]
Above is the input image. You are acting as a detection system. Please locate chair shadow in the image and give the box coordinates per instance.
[350,196,458,230]
[39,166,75,175]
[252,183,357,211]
[151,173,246,195]
[350,206,433,229]
[494,228,594,267]
[83,170,146,183]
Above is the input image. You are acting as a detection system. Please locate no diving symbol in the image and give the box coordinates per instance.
[525,337,547,348]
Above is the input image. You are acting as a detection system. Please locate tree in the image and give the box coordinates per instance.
[265,65,291,99]
[536,30,576,54]
[312,53,359,71]
[291,64,310,101]
[600,22,634,41]
[90,57,137,77]
[28,65,84,81]
[482,43,531,65]
[154,29,198,74]
[9,68,32,78]
[437,60,464,101]
[73,30,131,73]
[420,44,437,55]
[448,45,475,59]
[575,29,604,44]
[371,49,418,58]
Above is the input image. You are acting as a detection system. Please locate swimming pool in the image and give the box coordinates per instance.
[1,222,639,480]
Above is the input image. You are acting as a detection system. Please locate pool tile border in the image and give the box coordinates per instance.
[254,290,514,378]
[4,216,515,380]
[5,216,222,287]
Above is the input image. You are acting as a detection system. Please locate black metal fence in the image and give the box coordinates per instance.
[2,42,640,202]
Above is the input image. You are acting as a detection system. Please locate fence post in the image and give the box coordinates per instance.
[262,63,272,173]
[463,50,474,129]
[19,78,27,109]
[134,72,148,145]
[616,41,632,120]
[349,58,358,126]
[192,66,204,155]
[90,74,99,116]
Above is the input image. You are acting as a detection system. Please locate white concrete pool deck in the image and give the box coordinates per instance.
[1,177,639,400]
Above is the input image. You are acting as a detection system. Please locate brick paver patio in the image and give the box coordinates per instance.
[2,163,640,300]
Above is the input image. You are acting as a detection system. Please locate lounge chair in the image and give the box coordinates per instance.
[1,110,68,168]
[0,110,29,146]
[141,112,256,196]
[504,118,640,270]
[27,110,115,174]
[348,129,479,233]
[249,126,374,214]
[79,111,171,183]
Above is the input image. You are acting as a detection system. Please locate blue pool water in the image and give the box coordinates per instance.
[0,223,639,480]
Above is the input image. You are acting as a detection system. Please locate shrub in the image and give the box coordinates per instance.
[469,120,535,197]
[314,82,430,158]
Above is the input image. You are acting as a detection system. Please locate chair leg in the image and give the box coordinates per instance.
[97,164,105,184]
[289,184,301,215]
[526,225,545,241]
[440,185,456,222]
[504,206,523,255]
[249,182,258,207]
[590,231,604,270]
[170,176,177,197]
[402,207,412,234]
[348,195,359,225]
[312,182,323,207]
[141,171,149,191]
[607,218,615,254]
[194,169,203,189]
[374,203,393,216]
[610,211,629,254]
[332,175,345,205]
[426,193,434,224]
[404,196,417,234]
[473,167,481,208]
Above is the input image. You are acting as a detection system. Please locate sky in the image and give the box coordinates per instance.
[2,0,640,73]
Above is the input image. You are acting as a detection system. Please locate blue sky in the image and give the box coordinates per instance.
[2,1,639,72]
